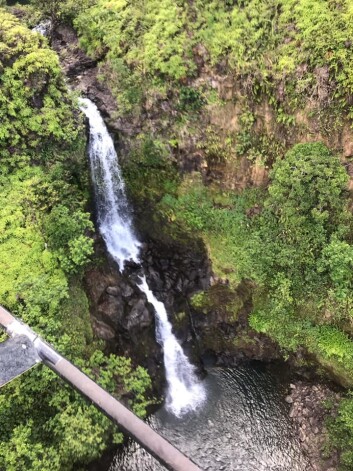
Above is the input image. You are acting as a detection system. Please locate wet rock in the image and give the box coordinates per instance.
[52,26,97,78]
[106,286,119,296]
[145,266,164,291]
[93,320,116,340]
[98,293,124,328]
[84,240,162,384]
[120,283,134,298]
[126,299,152,330]
[286,381,341,471]
[124,260,141,270]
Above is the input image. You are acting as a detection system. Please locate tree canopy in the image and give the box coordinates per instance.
[0,8,79,171]
[0,10,154,470]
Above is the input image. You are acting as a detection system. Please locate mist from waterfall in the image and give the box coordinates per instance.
[79,97,206,416]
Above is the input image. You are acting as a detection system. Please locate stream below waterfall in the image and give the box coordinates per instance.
[111,364,309,471]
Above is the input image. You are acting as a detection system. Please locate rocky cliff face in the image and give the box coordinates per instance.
[53,25,353,196]
[190,281,281,366]
[54,22,353,376]
[286,381,341,471]
[84,230,211,385]
[52,27,215,366]
[83,237,159,366]
[50,25,310,368]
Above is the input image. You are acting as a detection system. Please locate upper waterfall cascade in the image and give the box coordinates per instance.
[79,98,140,271]
[79,98,206,416]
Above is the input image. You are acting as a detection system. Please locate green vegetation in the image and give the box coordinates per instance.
[71,3,353,464]
[0,9,79,168]
[0,10,154,471]
[160,143,353,363]
[160,143,353,466]
[29,0,94,31]
[5,0,353,468]
[0,165,154,471]
[74,0,193,116]
[73,0,353,125]
[328,393,353,469]
[123,136,179,207]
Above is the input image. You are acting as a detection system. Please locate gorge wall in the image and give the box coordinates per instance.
[52,24,353,377]
[44,10,353,469]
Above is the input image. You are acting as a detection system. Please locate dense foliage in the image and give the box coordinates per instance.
[328,393,353,468]
[0,165,153,471]
[160,143,353,467]
[29,0,94,30]
[74,0,353,122]
[0,9,79,169]
[161,144,353,365]
[0,9,154,471]
[4,0,353,469]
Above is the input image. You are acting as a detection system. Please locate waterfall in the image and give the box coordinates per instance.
[32,20,51,36]
[79,98,206,417]
[138,276,206,416]
[80,98,140,271]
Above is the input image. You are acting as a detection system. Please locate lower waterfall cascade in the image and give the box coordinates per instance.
[79,97,206,416]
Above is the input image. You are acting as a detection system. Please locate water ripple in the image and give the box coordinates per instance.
[110,364,309,471]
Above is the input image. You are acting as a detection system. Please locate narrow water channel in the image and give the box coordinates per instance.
[111,364,309,471]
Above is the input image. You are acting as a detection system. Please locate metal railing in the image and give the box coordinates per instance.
[0,305,202,471]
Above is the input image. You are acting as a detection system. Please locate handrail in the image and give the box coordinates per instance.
[0,305,202,471]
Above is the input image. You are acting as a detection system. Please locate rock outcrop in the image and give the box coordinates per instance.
[84,232,211,385]
[286,381,341,471]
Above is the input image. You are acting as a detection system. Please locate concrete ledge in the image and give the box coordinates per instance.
[0,335,41,387]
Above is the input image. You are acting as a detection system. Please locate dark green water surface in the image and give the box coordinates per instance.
[111,364,309,470]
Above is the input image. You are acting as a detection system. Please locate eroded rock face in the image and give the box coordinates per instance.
[286,381,341,471]
[84,237,162,385]
[84,234,212,384]
[190,281,281,366]
[54,24,353,200]
[142,240,210,306]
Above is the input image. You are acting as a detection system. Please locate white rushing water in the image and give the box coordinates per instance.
[32,20,51,36]
[138,276,206,416]
[80,98,140,271]
[79,97,206,416]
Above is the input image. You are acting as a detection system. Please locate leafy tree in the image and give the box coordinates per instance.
[0,11,155,471]
[252,142,350,294]
[248,143,352,335]
[0,9,79,169]
[266,143,348,231]
[45,204,94,274]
